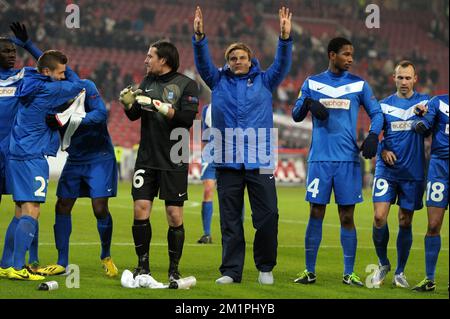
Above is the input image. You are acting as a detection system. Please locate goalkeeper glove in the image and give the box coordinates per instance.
[119,86,142,110]
[152,99,172,116]
[360,132,379,159]
[306,98,329,120]
[46,114,63,130]
[136,95,152,106]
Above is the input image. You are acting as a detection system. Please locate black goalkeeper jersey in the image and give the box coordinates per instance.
[125,71,199,171]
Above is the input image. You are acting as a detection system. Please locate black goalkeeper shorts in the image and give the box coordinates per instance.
[131,167,188,203]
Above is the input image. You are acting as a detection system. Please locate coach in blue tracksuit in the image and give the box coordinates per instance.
[192,6,293,285]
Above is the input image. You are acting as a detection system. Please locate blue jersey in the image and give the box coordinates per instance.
[0,68,26,156]
[64,79,114,164]
[0,41,42,157]
[375,92,430,181]
[201,104,212,142]
[9,67,84,160]
[292,70,383,162]
[422,95,449,159]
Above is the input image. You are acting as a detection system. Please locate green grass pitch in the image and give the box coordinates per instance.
[0,181,448,299]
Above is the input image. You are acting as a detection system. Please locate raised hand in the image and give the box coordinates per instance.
[194,6,204,40]
[279,7,292,40]
[9,22,29,47]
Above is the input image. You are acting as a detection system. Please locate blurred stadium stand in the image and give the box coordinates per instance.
[2,0,448,184]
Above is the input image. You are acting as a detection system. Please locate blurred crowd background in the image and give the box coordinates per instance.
[1,0,448,184]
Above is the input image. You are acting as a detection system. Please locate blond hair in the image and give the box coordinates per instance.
[224,42,253,61]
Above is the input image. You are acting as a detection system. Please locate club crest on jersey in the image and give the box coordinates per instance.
[319,98,350,110]
[163,84,180,104]
[0,87,16,97]
[391,120,413,131]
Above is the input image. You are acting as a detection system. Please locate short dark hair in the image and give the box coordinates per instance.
[327,37,353,58]
[150,41,179,72]
[394,60,416,75]
[37,50,68,72]
[0,37,12,46]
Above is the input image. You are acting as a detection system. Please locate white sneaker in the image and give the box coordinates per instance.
[371,264,391,287]
[258,271,274,285]
[393,272,410,288]
[215,275,234,284]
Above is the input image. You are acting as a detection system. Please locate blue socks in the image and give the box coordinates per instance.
[13,216,38,270]
[28,221,39,264]
[341,227,357,275]
[372,224,390,266]
[1,216,19,268]
[201,201,213,236]
[97,214,113,259]
[395,226,412,274]
[304,217,323,274]
[425,235,441,281]
[54,214,72,267]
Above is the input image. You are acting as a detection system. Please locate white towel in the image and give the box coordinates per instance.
[120,270,168,289]
[57,89,86,151]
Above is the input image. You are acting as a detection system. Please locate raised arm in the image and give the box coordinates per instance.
[264,7,293,90]
[9,22,42,60]
[192,6,220,89]
[279,6,292,40]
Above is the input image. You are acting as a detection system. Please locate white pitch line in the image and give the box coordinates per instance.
[36,242,449,251]
[71,201,448,238]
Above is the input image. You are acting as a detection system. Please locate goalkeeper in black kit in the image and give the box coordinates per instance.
[119,41,199,282]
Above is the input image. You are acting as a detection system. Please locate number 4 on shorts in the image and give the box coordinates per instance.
[307,178,320,198]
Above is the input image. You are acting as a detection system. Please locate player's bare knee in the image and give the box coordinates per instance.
[427,222,442,236]
[55,198,75,215]
[373,213,387,228]
[310,204,326,219]
[92,198,109,219]
[398,210,413,228]
[133,200,151,219]
[165,205,183,226]
[203,188,214,201]
[340,215,355,229]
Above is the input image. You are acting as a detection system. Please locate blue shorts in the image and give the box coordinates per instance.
[7,158,49,202]
[57,158,118,199]
[372,177,425,211]
[426,158,449,209]
[305,162,363,205]
[200,162,216,180]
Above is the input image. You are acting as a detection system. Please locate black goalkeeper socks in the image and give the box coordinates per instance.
[132,219,151,270]
[167,224,185,273]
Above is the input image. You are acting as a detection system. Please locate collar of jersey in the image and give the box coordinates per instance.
[148,70,177,82]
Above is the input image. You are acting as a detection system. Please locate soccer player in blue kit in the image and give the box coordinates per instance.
[0,23,44,278]
[5,50,84,280]
[35,79,119,278]
[412,94,449,292]
[292,37,383,286]
[370,61,430,288]
[198,103,215,244]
